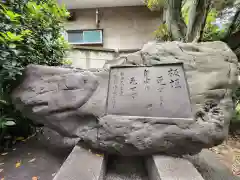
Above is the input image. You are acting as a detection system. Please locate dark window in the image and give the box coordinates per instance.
[67,29,103,45]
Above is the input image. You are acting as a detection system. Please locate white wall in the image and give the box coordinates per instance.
[64,6,162,69]
[58,0,144,9]
[65,6,162,50]
[67,48,138,69]
[67,49,116,69]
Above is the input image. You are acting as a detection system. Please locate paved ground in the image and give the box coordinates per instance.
[0,128,74,180]
[0,128,149,180]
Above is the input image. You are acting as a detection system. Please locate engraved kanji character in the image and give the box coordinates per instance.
[144,69,151,84]
[131,92,138,99]
[168,68,180,77]
[130,77,138,85]
[170,79,181,88]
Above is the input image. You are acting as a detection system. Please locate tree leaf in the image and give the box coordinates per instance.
[4,10,20,22]
[9,44,16,49]
[95,154,103,157]
[15,161,21,168]
[16,137,25,141]
[0,100,7,105]
[4,121,16,126]
[28,158,36,163]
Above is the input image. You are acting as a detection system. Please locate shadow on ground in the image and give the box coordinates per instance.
[0,128,74,180]
[106,155,149,180]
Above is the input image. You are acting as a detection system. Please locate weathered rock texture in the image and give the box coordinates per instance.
[12,41,239,156]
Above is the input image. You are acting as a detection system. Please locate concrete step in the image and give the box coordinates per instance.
[53,145,204,180]
[53,144,106,180]
[146,155,204,180]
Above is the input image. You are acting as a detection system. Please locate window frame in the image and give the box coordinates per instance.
[66,29,104,45]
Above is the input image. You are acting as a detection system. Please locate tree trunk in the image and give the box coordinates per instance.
[186,0,210,42]
[224,8,240,40]
[166,0,187,41]
[196,0,211,42]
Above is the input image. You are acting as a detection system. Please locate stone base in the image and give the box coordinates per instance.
[146,155,204,180]
[54,148,239,180]
[53,145,106,180]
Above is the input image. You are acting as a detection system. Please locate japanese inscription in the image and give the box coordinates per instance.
[129,77,138,99]
[120,72,124,96]
[156,76,167,92]
[111,74,118,109]
[107,63,192,119]
[168,68,181,88]
[144,69,150,91]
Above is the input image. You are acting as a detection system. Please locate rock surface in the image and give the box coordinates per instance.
[12,41,239,156]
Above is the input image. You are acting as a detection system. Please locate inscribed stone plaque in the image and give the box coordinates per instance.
[106,63,193,121]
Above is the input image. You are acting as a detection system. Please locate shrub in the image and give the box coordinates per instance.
[0,0,69,148]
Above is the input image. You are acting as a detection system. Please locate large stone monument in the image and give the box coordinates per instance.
[11,41,239,156]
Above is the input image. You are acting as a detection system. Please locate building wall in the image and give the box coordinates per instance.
[67,48,138,69]
[58,0,144,9]
[65,6,162,50]
[64,6,162,69]
[67,49,116,69]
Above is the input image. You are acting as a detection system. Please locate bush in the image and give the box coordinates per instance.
[0,0,69,148]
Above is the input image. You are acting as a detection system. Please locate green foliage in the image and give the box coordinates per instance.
[148,0,237,42]
[213,0,236,10]
[154,7,222,42]
[182,7,225,42]
[202,9,225,41]
[0,100,16,129]
[233,104,240,120]
[147,0,237,11]
[181,2,225,42]
[0,0,69,148]
[0,0,70,90]
[62,58,73,65]
[154,24,171,41]
[232,87,240,121]
[146,0,167,10]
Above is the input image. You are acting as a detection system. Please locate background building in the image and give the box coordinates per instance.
[58,0,162,68]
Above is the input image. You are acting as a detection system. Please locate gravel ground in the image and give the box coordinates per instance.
[210,135,240,176]
[106,155,149,180]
